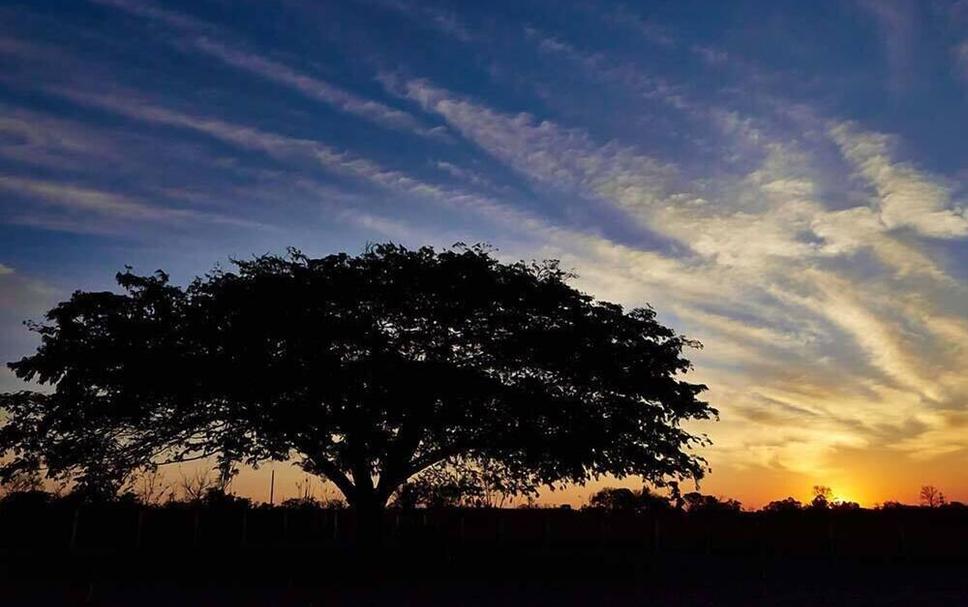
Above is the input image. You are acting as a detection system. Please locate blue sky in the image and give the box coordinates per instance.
[1,0,967,505]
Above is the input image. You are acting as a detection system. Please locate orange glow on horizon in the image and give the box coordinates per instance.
[219,462,967,510]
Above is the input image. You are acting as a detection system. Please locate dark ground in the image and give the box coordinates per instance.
[2,505,967,605]
[2,546,966,606]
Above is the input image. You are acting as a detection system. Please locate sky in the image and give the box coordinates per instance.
[1,0,966,508]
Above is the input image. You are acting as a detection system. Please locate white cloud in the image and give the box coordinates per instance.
[389,74,968,477]
[830,122,968,238]
[401,79,823,271]
[400,78,675,218]
[805,270,940,400]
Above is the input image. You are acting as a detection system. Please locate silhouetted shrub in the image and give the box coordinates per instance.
[762,497,803,513]
[682,492,742,513]
[586,486,672,513]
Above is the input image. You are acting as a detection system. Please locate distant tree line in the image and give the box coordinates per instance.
[1,475,962,514]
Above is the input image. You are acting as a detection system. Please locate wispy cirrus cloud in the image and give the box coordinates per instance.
[855,0,917,91]
[0,105,141,172]
[89,0,442,137]
[0,175,257,232]
[830,122,967,238]
[397,76,677,217]
[0,176,194,221]
[0,266,61,392]
[383,72,968,484]
[187,37,447,139]
[599,4,677,48]
[366,0,474,42]
[956,40,968,82]
[42,83,557,238]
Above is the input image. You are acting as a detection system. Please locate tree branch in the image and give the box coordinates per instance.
[305,456,356,501]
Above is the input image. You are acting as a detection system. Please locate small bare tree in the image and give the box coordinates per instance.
[919,485,946,508]
[178,468,217,503]
[129,468,172,505]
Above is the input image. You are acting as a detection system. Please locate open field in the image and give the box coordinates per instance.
[2,502,967,605]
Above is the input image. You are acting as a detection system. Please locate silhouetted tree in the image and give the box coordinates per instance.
[178,469,220,504]
[810,485,833,509]
[919,485,946,508]
[129,468,172,505]
[391,458,516,509]
[668,480,685,510]
[0,244,714,533]
[0,466,42,496]
[587,487,638,511]
[392,465,485,509]
[682,491,742,513]
[762,497,803,513]
[586,486,672,512]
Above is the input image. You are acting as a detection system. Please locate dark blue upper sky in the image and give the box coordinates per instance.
[1,0,967,503]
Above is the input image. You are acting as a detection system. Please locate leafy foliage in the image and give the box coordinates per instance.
[586,486,673,512]
[682,491,743,513]
[811,485,833,509]
[762,497,804,513]
[391,457,523,509]
[1,243,714,512]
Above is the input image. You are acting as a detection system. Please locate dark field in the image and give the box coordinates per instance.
[2,502,967,606]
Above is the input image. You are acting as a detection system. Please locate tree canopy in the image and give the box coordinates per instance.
[0,244,715,513]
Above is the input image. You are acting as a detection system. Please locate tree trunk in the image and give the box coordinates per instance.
[349,491,388,548]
